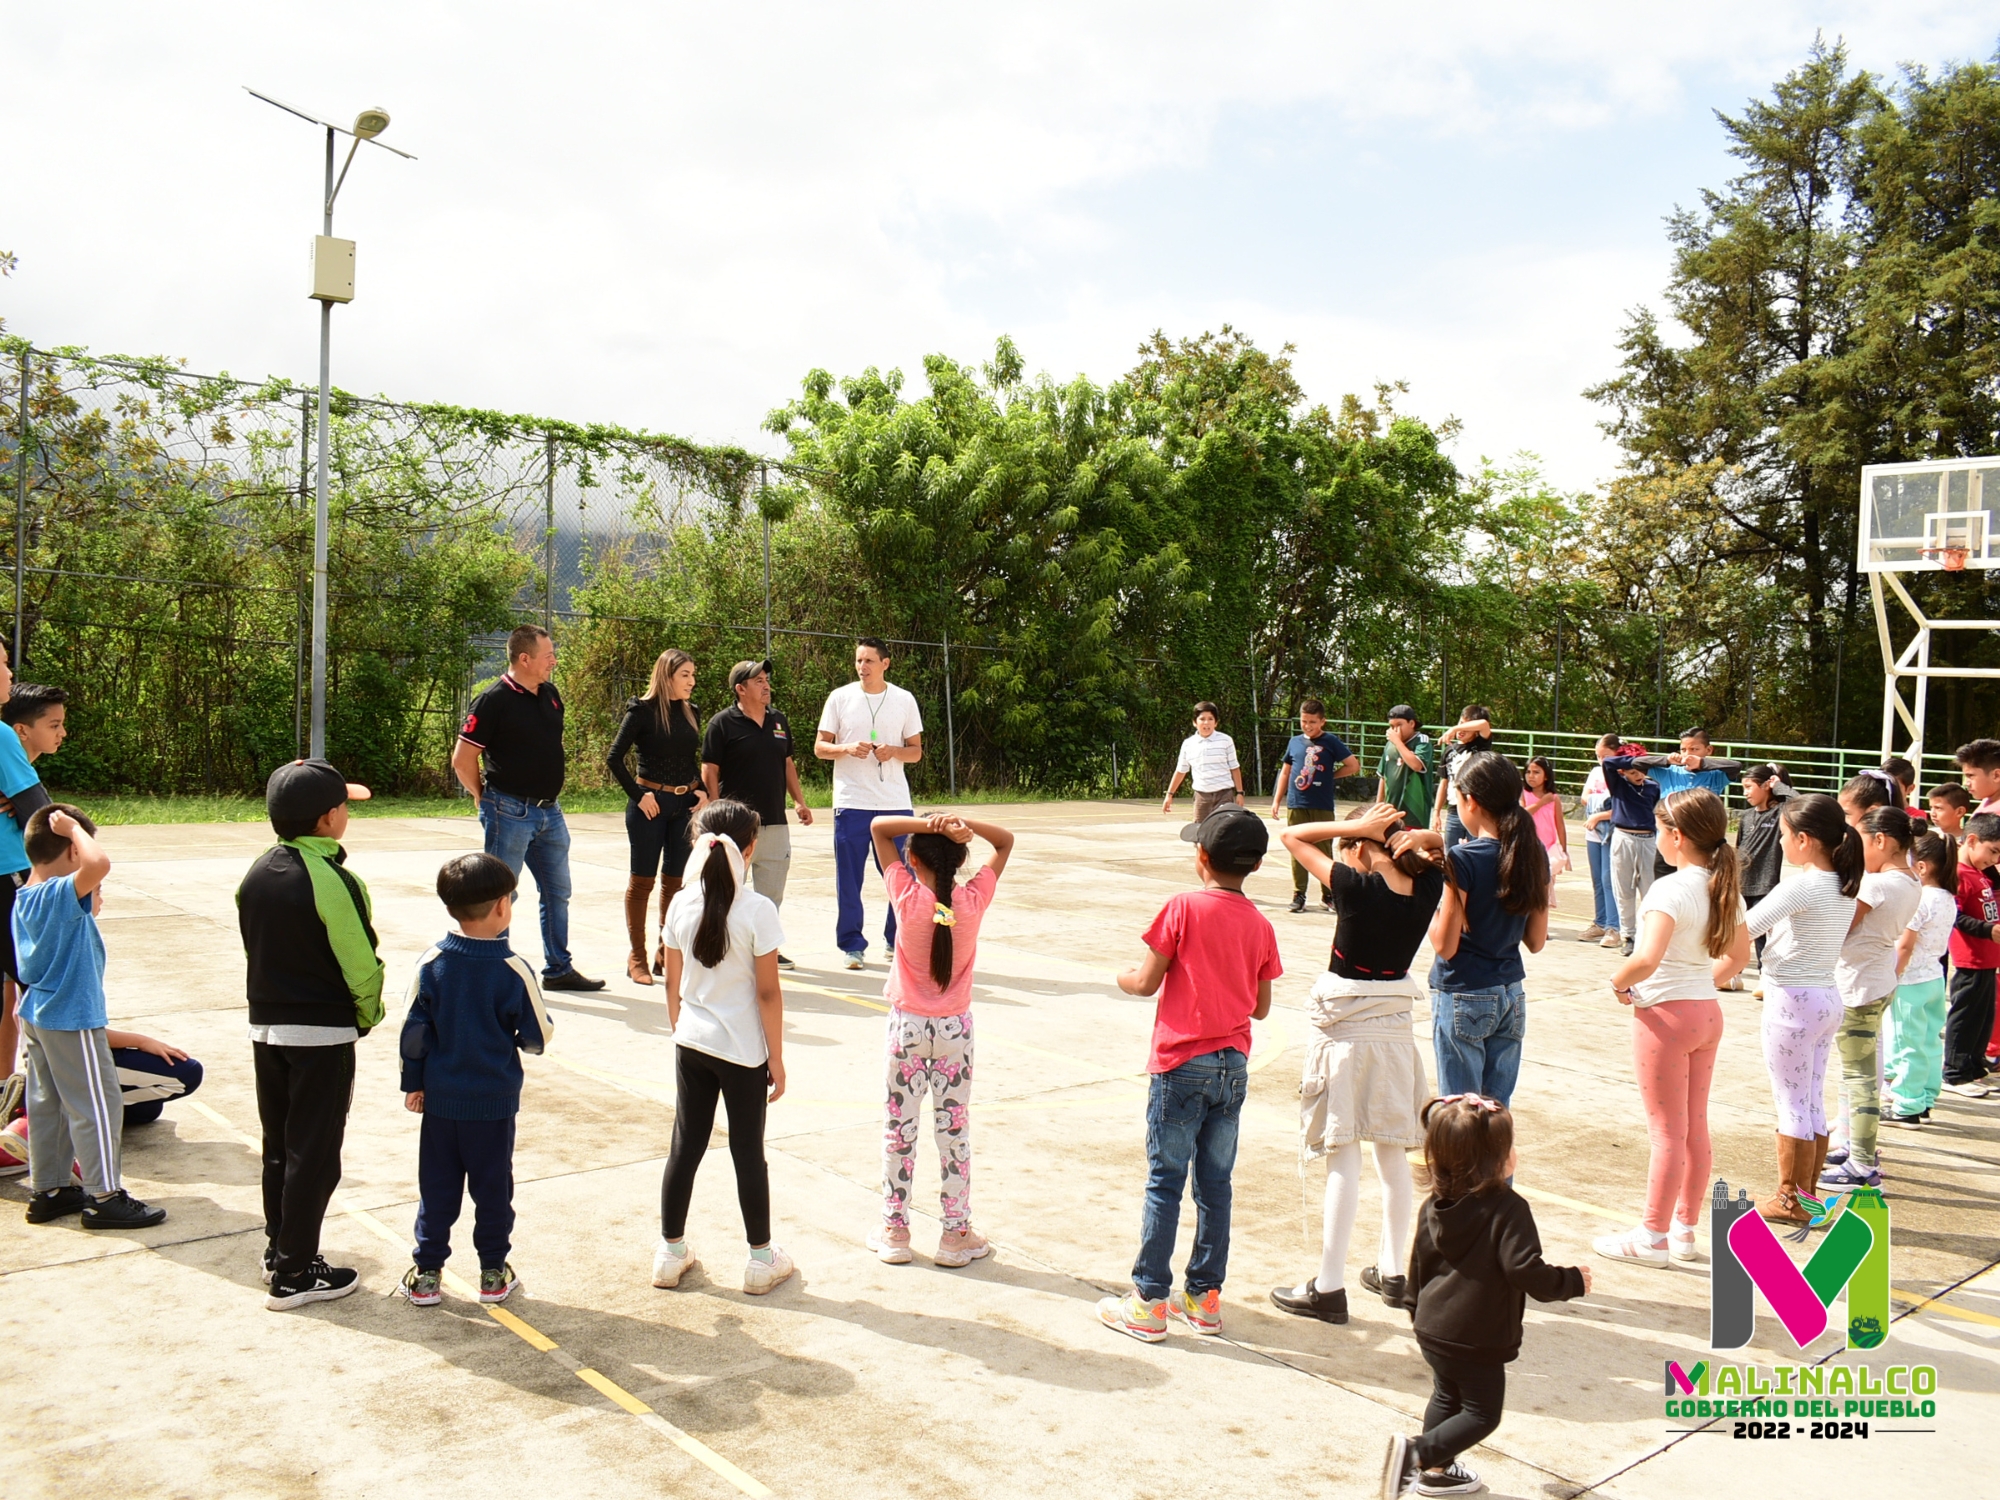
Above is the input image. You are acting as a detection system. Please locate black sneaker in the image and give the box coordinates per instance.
[1413,1461,1482,1495]
[774,953,796,970]
[1269,1278,1348,1323]
[1360,1263,1408,1306]
[1288,894,1307,914]
[80,1189,167,1231]
[1320,895,1336,914]
[26,1185,89,1223]
[266,1256,361,1310]
[543,969,606,992]
[1620,939,1635,957]
[1883,1110,1927,1130]
[1381,1435,1418,1499]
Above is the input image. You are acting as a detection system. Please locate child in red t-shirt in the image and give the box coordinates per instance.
[1098,807,1281,1343]
[1942,813,2000,1095]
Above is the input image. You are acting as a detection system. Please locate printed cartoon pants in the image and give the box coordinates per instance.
[1761,984,1841,1140]
[882,1009,973,1231]
[1833,997,1890,1169]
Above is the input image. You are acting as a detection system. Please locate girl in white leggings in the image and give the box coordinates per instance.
[1742,794,1862,1225]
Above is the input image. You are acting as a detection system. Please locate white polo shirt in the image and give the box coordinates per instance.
[817,680,924,811]
[1175,731,1241,793]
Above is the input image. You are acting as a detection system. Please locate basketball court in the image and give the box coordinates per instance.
[3,801,1996,1498]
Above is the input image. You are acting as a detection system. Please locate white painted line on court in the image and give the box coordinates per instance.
[186,1097,774,1498]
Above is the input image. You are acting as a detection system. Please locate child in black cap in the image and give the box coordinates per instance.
[237,758,383,1310]
[1098,806,1281,1342]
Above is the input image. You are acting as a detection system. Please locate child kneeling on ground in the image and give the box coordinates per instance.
[398,852,553,1308]
[1383,1094,1590,1498]
[16,804,167,1230]
[1100,805,1281,1342]
[863,811,1014,1268]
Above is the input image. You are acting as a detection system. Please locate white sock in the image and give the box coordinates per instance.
[1316,1142,1363,1292]
[1373,1142,1413,1272]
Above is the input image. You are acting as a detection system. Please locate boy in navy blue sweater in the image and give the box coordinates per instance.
[399,852,552,1306]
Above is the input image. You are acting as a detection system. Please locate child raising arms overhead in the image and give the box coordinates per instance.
[862,812,1014,1269]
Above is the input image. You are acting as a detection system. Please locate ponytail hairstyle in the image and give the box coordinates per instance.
[1882,756,1917,797]
[1420,1094,1514,1201]
[1657,789,1741,957]
[1456,751,1549,915]
[1595,731,1622,754]
[906,831,971,991]
[1912,829,1958,891]
[1340,814,1435,881]
[689,798,761,969]
[1780,793,1864,899]
[1860,803,1916,854]
[1841,769,1900,817]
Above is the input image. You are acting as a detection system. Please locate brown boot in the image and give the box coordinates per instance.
[1810,1133,1829,1198]
[624,876,656,985]
[1758,1134,1810,1224]
[653,877,683,976]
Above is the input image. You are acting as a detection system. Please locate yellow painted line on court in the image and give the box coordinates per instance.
[186,1098,772,1498]
[1512,1184,1631,1224]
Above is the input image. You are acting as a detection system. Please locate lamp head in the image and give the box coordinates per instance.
[352,107,390,140]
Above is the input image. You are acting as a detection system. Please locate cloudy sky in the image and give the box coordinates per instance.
[5,4,1996,490]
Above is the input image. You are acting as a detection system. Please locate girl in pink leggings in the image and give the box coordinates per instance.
[1596,789,1751,1266]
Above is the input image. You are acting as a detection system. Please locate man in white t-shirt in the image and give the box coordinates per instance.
[815,638,924,969]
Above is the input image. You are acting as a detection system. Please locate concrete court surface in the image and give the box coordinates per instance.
[3,799,1997,1500]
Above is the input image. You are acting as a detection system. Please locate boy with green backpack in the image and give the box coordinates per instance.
[237,758,385,1310]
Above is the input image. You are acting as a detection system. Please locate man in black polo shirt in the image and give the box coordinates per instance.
[701,659,813,969]
[451,625,603,991]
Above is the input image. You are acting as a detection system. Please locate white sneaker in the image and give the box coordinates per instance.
[1593,1226,1669,1266]
[843,952,865,971]
[1942,1080,1993,1098]
[651,1238,697,1289]
[1667,1219,1701,1262]
[743,1244,795,1295]
[1599,932,1623,949]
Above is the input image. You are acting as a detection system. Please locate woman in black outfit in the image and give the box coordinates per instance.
[608,649,707,985]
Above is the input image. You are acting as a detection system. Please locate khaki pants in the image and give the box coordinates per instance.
[1193,787,1240,823]
[1286,807,1340,898]
[750,819,792,907]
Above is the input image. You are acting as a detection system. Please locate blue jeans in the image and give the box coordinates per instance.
[1132,1048,1247,1300]
[833,807,910,957]
[1431,982,1527,1106]
[481,793,573,977]
[1586,837,1616,930]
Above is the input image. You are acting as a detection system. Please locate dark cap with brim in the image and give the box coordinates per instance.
[1178,805,1269,874]
[1388,704,1419,724]
[728,658,774,690]
[266,758,370,824]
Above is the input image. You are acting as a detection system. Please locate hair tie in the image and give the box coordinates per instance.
[1435,1092,1503,1114]
[693,830,747,893]
[932,902,956,928]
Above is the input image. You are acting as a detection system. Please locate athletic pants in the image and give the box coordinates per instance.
[834,807,909,958]
[114,1047,205,1126]
[882,1009,973,1230]
[254,1041,354,1277]
[1630,1000,1723,1231]
[1286,808,1339,900]
[1316,1139,1413,1293]
[1834,997,1889,1169]
[1943,967,1996,1085]
[414,1115,516,1270]
[20,1022,121,1195]
[661,1044,771,1244]
[1884,976,1947,1115]
[1414,1349,1506,1470]
[1610,829,1657,942]
[1760,984,1840,1139]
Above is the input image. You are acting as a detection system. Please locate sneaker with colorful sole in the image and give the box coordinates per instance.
[1168,1287,1223,1335]
[1097,1293,1168,1343]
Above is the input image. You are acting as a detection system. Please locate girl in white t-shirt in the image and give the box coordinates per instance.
[1821,806,1920,1190]
[1886,832,1959,1125]
[1597,789,1751,1265]
[862,812,1013,1269]
[654,798,793,1296]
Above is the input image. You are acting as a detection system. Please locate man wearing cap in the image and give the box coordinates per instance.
[237,758,384,1309]
[701,659,814,968]
[1375,705,1438,828]
[452,625,603,992]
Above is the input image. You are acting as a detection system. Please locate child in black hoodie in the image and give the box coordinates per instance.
[1382,1095,1590,1498]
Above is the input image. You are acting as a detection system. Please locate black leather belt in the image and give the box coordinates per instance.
[489,790,559,808]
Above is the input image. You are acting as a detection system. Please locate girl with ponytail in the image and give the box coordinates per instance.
[1820,806,1920,1191]
[861,811,1015,1268]
[654,798,795,1296]
[1595,789,1750,1266]
[1742,793,1862,1224]
[1426,752,1550,1107]
[1886,832,1959,1125]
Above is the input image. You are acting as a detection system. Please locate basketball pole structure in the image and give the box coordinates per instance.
[1862,457,2000,790]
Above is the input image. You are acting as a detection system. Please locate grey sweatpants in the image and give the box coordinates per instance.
[1610,829,1659,942]
[750,820,792,908]
[21,1021,122,1194]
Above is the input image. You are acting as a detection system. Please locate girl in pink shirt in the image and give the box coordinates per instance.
[863,812,1014,1268]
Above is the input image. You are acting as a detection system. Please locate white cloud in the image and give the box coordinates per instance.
[3,2,1994,492]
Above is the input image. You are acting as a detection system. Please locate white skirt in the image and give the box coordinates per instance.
[1298,979,1427,1156]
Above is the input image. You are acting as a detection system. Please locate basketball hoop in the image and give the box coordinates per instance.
[1919,545,1971,571]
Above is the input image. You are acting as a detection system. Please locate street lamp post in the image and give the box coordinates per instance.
[245,88,413,757]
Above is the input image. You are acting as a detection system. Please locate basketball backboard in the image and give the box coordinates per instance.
[1860,457,2000,572]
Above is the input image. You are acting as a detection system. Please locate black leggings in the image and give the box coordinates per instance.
[660,1044,771,1244]
[1414,1349,1506,1470]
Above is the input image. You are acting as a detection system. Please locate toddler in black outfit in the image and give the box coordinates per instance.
[1383,1095,1590,1498]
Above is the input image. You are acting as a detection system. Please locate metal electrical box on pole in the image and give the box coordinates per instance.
[310,236,356,303]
